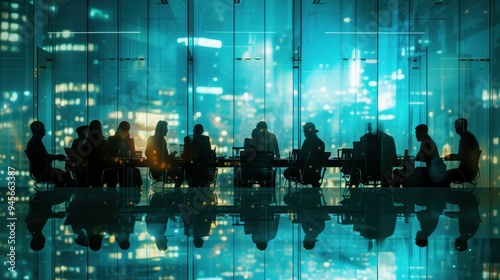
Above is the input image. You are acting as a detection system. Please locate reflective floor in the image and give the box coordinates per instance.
[3,185,500,280]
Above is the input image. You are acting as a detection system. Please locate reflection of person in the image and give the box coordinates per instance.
[26,121,75,188]
[252,121,280,158]
[284,188,329,250]
[25,189,72,251]
[182,189,217,248]
[414,189,447,248]
[146,121,183,187]
[400,124,447,188]
[240,188,279,251]
[444,118,480,184]
[107,214,135,250]
[446,191,481,252]
[65,188,120,251]
[284,122,325,188]
[182,124,213,188]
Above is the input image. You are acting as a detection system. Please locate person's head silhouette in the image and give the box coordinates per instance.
[454,118,468,135]
[303,122,319,138]
[154,120,168,137]
[255,241,268,251]
[193,237,204,248]
[30,121,46,139]
[455,238,468,251]
[193,124,204,135]
[155,236,168,251]
[415,231,428,247]
[30,232,46,251]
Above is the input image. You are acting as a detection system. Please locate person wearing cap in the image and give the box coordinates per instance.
[252,121,280,158]
[182,123,213,187]
[284,122,325,187]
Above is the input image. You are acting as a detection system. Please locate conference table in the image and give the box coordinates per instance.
[116,156,367,169]
[115,154,415,188]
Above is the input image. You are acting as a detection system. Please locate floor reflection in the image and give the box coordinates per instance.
[10,186,499,279]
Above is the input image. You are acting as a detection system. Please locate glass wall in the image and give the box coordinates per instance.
[1,0,497,187]
[1,0,500,278]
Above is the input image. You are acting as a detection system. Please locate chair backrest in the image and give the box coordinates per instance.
[300,152,331,183]
[198,149,217,182]
[240,150,274,183]
[25,149,38,181]
[241,150,274,168]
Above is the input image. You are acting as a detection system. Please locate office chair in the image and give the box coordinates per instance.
[239,151,275,188]
[25,150,54,190]
[185,149,218,189]
[451,150,482,190]
[287,152,331,189]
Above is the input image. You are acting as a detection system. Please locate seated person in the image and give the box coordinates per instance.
[443,118,480,184]
[394,124,447,188]
[284,122,326,188]
[107,121,142,188]
[356,123,397,187]
[240,128,275,188]
[107,121,135,158]
[182,124,213,188]
[26,121,75,188]
[86,120,109,187]
[66,125,89,185]
[253,121,280,158]
[146,121,183,187]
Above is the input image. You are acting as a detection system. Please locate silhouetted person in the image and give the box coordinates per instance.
[358,123,397,187]
[284,122,326,188]
[108,121,142,188]
[238,132,275,188]
[243,128,258,153]
[86,120,110,187]
[26,121,75,188]
[108,121,135,157]
[397,124,447,188]
[252,121,280,158]
[444,118,480,184]
[182,124,213,188]
[66,125,89,185]
[25,189,72,251]
[71,125,89,151]
[146,121,183,187]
